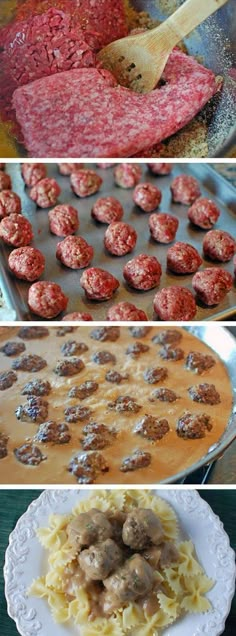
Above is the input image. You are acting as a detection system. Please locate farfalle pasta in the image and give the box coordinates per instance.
[29,490,214,634]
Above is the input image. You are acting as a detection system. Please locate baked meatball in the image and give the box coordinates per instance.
[153,286,197,320]
[188,197,220,229]
[123,254,162,290]
[185,351,216,374]
[62,312,93,321]
[120,449,151,472]
[147,163,173,175]
[56,236,94,269]
[114,164,142,188]
[15,396,49,424]
[21,163,47,187]
[192,268,233,305]
[134,415,169,441]
[28,281,68,318]
[91,196,123,224]
[133,183,162,212]
[0,191,21,219]
[14,443,45,465]
[54,358,84,376]
[30,178,61,208]
[177,411,212,439]
[104,222,137,256]
[149,213,179,243]
[106,302,148,321]
[35,420,71,444]
[152,329,182,345]
[203,230,235,262]
[167,242,202,274]
[80,267,119,301]
[188,383,221,405]
[58,163,84,175]
[8,247,45,281]
[0,171,11,191]
[48,204,79,236]
[171,175,201,204]
[71,169,102,197]
[0,214,33,247]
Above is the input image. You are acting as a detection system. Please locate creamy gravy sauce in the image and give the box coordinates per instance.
[0,327,233,484]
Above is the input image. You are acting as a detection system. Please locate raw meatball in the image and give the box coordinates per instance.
[0,341,25,356]
[54,358,85,376]
[133,183,162,212]
[123,509,164,549]
[90,327,120,342]
[149,213,179,243]
[58,163,84,175]
[126,342,150,358]
[152,329,182,345]
[149,387,178,402]
[62,312,93,321]
[188,197,220,229]
[106,302,148,321]
[69,381,98,399]
[123,254,162,290]
[108,395,141,413]
[143,367,168,384]
[0,370,17,390]
[0,432,8,459]
[68,451,109,484]
[202,230,235,262]
[67,509,112,549]
[153,286,196,320]
[48,204,79,237]
[120,449,151,472]
[171,175,201,204]
[61,340,88,356]
[167,242,202,274]
[15,396,49,423]
[21,163,47,187]
[91,196,123,224]
[30,178,61,208]
[80,267,119,300]
[192,268,233,305]
[8,247,45,281]
[0,171,11,191]
[0,214,33,247]
[21,379,51,396]
[185,351,216,374]
[79,539,122,580]
[17,326,49,339]
[92,351,116,365]
[114,164,142,188]
[71,170,102,197]
[134,415,169,441]
[12,354,47,372]
[188,383,221,404]
[0,191,21,219]
[14,443,45,465]
[28,281,68,318]
[177,411,212,438]
[56,236,93,269]
[147,163,173,175]
[159,345,184,361]
[104,222,137,256]
[35,420,71,444]
[96,163,114,169]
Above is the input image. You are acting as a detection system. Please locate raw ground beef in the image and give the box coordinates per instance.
[8,247,45,281]
[12,50,220,157]
[0,191,21,219]
[56,235,94,269]
[30,178,61,208]
[48,204,79,236]
[114,165,142,189]
[149,213,179,243]
[153,286,197,320]
[71,170,102,197]
[91,197,124,224]
[0,172,11,191]
[28,281,68,318]
[21,163,47,187]
[147,163,173,175]
[167,242,202,274]
[106,302,148,321]
[123,254,162,290]
[171,175,201,205]
[80,267,119,301]
[133,183,162,212]
[58,163,84,175]
[0,214,33,247]
[202,230,235,262]
[104,222,137,256]
[188,198,220,229]
[192,268,233,306]
[62,312,93,321]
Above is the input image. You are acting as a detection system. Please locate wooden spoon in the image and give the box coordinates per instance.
[97,0,228,93]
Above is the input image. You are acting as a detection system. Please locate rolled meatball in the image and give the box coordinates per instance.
[133,183,162,212]
[21,163,47,187]
[0,171,11,191]
[8,247,45,281]
[0,191,21,219]
[202,230,235,262]
[71,170,102,197]
[62,312,93,321]
[114,164,142,188]
[153,286,197,320]
[28,281,68,318]
[0,214,33,247]
[91,196,124,224]
[104,222,137,256]
[147,163,173,175]
[149,213,179,244]
[96,163,114,169]
[171,175,201,204]
[107,302,148,321]
[30,178,61,208]
[192,268,233,305]
[56,235,93,269]
[167,242,202,274]
[123,253,162,290]
[48,204,79,236]
[58,163,84,175]
[188,197,220,229]
[80,267,119,300]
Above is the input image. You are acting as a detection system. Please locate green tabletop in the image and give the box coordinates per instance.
[0,489,235,635]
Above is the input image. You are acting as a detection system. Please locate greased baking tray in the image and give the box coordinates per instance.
[0,162,235,321]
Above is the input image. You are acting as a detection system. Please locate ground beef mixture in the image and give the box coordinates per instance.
[15,396,49,424]
[105,370,128,384]
[35,420,71,444]
[12,354,47,372]
[152,329,182,345]
[0,171,11,191]
[80,268,119,301]
[62,312,93,321]
[91,197,124,224]
[134,414,170,441]
[188,197,220,229]
[108,396,141,413]
[64,405,91,423]
[8,246,45,281]
[176,411,212,439]
[49,205,79,237]
[106,302,148,321]
[159,345,184,361]
[153,286,196,321]
[68,451,109,484]
[129,327,151,338]
[0,191,21,219]
[92,351,116,365]
[185,351,216,374]
[114,164,142,189]
[167,242,202,274]
[28,281,68,318]
[0,432,8,459]
[170,175,201,204]
[126,342,150,358]
[133,183,162,212]
[120,449,151,472]
[149,388,178,403]
[104,222,137,256]
[54,357,85,376]
[0,341,25,356]
[14,443,46,466]
[149,213,179,244]
[56,235,94,269]
[192,268,233,306]
[21,379,51,396]
[18,327,49,340]
[90,327,120,342]
[0,370,17,390]
[58,163,84,175]
[188,383,221,405]
[68,381,99,400]
[61,340,88,356]
[203,230,235,262]
[143,367,168,384]
[21,163,47,187]
[71,170,102,197]
[147,163,173,175]
[123,254,162,290]
[0,214,33,247]
[30,178,61,208]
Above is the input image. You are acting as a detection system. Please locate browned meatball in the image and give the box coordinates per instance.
[114,164,142,188]
[188,383,221,404]
[105,370,128,384]
[149,387,178,402]
[123,254,162,290]
[92,351,116,365]
[12,354,47,372]
[120,449,151,472]
[80,267,119,301]
[30,178,61,208]
[90,327,120,342]
[68,451,109,484]
[134,414,169,441]
[71,170,102,197]
[49,205,79,237]
[15,396,49,423]
[108,396,141,413]
[8,247,45,281]
[188,197,220,229]
[153,286,196,321]
[0,214,33,247]
[185,351,216,374]
[67,509,112,549]
[167,242,202,274]
[152,329,182,345]
[64,405,91,423]
[149,213,179,244]
[0,341,25,356]
[126,342,150,358]
[104,554,154,603]
[104,222,137,256]
[68,381,98,399]
[0,191,21,219]
[192,268,233,306]
[159,345,184,361]
[203,230,235,262]
[56,235,93,268]
[18,326,49,339]
[0,171,11,191]
[107,302,147,321]
[0,370,17,390]
[91,196,124,224]
[170,175,201,204]
[81,428,115,450]
[79,539,123,580]
[133,183,162,212]
[21,163,47,187]
[54,357,85,376]
[143,367,168,384]
[14,443,46,465]
[177,411,212,438]
[35,420,71,443]
[122,509,164,549]
[61,340,88,356]
[28,281,68,318]
[21,379,51,396]
[129,327,151,338]
[147,163,173,175]
[0,432,8,459]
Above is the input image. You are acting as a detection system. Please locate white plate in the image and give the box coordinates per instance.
[4,489,236,636]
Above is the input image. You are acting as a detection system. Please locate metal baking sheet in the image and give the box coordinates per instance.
[0,162,235,321]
